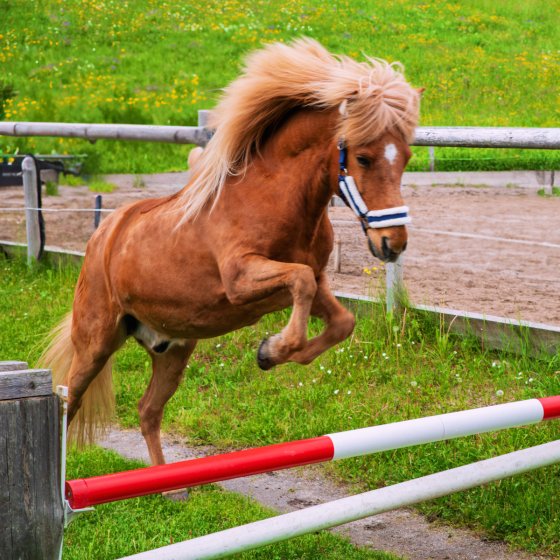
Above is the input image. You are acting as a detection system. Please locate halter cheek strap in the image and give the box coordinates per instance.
[337,144,411,231]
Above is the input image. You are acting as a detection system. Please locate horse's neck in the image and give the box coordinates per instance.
[263,107,339,211]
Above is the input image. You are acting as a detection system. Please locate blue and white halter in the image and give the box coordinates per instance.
[337,142,411,232]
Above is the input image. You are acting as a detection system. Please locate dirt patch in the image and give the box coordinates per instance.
[99,427,547,560]
[1,172,558,326]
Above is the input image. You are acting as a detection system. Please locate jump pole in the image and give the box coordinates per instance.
[120,439,560,560]
[66,396,560,509]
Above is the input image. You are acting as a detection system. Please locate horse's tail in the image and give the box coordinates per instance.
[39,312,115,447]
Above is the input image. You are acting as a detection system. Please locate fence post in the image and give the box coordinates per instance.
[428,146,435,172]
[94,194,103,229]
[543,170,555,196]
[0,361,64,560]
[333,236,342,273]
[198,110,211,144]
[22,156,41,264]
[386,256,404,313]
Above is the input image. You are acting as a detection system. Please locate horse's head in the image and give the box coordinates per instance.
[340,131,411,262]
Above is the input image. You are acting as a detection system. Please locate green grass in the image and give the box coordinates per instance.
[1,0,559,173]
[87,177,116,193]
[64,447,396,560]
[538,186,560,197]
[60,173,87,187]
[1,255,559,556]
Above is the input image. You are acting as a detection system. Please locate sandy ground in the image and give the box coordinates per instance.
[100,428,547,560]
[1,172,559,326]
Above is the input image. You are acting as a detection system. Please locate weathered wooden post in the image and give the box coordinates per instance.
[22,156,41,264]
[0,361,64,559]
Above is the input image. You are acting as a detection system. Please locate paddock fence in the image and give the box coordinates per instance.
[1,114,560,353]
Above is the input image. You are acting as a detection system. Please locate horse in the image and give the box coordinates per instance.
[41,38,421,466]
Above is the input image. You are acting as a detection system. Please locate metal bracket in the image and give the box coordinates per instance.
[57,385,95,528]
[64,500,94,527]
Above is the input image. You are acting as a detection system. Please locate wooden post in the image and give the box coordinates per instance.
[0,361,64,560]
[333,236,342,273]
[22,156,41,264]
[543,170,554,196]
[197,109,211,130]
[386,256,404,313]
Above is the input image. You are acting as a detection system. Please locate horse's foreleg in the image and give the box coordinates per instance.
[288,272,355,365]
[222,257,317,370]
[138,340,197,465]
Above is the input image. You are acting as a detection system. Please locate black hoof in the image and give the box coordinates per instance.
[257,338,275,371]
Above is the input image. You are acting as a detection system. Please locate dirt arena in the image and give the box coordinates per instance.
[1,172,559,327]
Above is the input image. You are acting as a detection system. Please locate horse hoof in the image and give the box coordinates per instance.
[257,338,275,370]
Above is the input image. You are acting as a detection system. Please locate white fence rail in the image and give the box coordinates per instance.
[2,120,560,149]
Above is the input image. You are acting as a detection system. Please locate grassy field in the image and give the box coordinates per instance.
[1,0,559,173]
[1,255,559,557]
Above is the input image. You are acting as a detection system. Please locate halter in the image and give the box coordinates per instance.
[337,141,411,232]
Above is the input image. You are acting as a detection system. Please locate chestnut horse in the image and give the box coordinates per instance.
[41,39,420,465]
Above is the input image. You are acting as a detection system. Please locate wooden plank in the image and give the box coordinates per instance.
[0,361,29,372]
[0,369,52,401]
[0,391,63,558]
[0,398,12,557]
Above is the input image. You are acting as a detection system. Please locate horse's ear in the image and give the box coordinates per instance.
[417,87,426,97]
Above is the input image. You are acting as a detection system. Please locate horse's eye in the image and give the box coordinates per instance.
[356,155,371,168]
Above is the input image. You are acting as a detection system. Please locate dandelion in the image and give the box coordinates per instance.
[496,389,504,397]
[333,389,339,395]
[327,369,332,374]
[312,379,317,383]
[410,380,418,387]
[298,382,303,387]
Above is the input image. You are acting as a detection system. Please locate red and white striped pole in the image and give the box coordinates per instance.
[66,396,560,510]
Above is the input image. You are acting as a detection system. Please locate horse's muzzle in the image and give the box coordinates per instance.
[367,228,408,263]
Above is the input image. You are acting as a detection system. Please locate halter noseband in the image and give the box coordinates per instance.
[337,142,411,232]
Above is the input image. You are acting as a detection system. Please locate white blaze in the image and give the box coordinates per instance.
[384,143,398,165]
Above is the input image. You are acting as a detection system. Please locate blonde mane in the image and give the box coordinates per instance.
[180,38,420,221]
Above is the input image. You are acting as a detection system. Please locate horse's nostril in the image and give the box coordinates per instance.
[381,236,392,260]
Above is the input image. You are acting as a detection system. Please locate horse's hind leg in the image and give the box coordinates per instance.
[287,272,355,365]
[138,340,197,465]
[65,308,127,444]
